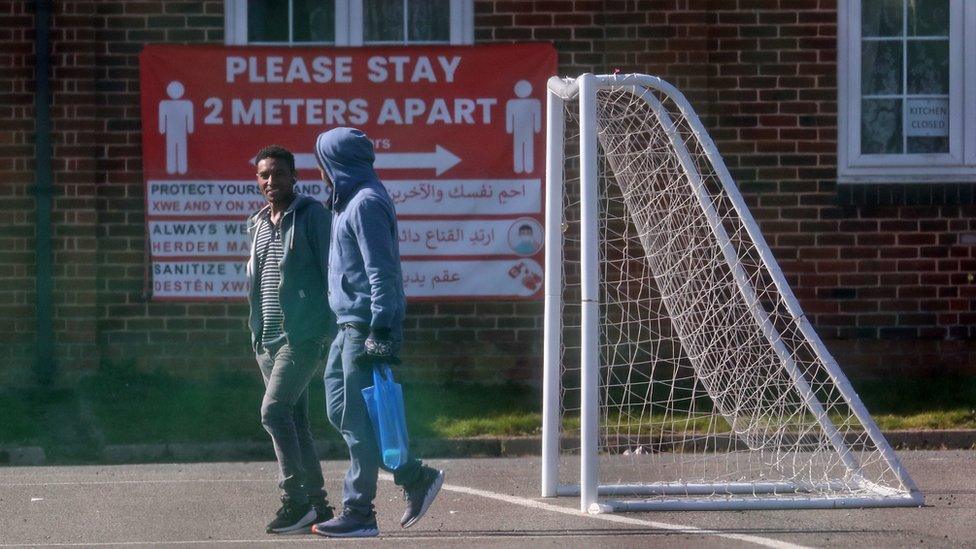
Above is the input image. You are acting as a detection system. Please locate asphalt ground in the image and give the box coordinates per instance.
[0,451,972,548]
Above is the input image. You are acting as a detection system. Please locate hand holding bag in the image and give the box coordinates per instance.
[361,363,410,470]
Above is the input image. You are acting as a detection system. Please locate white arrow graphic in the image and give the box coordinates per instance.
[278,145,461,176]
[374,145,461,176]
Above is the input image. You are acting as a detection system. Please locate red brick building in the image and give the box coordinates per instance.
[3,0,974,384]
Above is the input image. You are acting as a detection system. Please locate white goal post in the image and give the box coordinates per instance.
[541,73,923,513]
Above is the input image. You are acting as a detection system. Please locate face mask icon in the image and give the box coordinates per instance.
[509,219,541,256]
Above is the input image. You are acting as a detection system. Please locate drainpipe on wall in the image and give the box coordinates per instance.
[33,0,55,385]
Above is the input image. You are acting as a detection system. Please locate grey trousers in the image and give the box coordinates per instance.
[256,337,328,504]
[323,323,422,516]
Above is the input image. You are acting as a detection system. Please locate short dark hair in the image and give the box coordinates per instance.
[519,224,533,233]
[255,145,296,173]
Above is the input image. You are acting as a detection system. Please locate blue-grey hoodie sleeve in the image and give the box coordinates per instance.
[348,194,400,332]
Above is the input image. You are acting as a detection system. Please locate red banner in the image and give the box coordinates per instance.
[139,43,557,301]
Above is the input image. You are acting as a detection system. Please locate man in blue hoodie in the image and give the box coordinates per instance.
[310,128,444,538]
[246,145,335,533]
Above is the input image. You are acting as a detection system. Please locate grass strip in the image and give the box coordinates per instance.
[0,367,973,447]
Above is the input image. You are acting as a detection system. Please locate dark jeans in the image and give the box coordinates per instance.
[256,336,328,504]
[323,323,422,516]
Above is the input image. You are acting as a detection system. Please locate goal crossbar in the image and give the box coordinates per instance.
[542,73,923,513]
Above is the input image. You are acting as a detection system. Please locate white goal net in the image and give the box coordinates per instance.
[541,74,922,512]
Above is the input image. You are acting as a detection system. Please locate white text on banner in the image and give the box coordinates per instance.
[386,179,541,216]
[402,259,543,298]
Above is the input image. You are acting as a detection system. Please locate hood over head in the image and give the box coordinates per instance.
[313,127,378,210]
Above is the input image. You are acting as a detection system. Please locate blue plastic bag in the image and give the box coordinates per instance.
[361,364,410,470]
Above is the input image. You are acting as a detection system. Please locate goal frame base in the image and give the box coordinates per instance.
[554,482,924,511]
[588,493,924,513]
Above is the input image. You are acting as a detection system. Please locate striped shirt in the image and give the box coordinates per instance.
[255,215,285,345]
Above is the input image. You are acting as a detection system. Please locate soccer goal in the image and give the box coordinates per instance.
[541,73,923,513]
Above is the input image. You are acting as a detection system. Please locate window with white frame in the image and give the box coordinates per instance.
[225,0,473,46]
[838,0,976,182]
[246,0,338,43]
[363,0,449,43]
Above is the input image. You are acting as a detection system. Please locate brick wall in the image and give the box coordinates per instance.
[3,0,973,383]
[62,0,238,375]
[3,0,235,378]
[0,0,36,379]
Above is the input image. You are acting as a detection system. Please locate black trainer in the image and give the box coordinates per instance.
[311,508,379,538]
[266,497,317,534]
[308,494,334,524]
[400,466,444,528]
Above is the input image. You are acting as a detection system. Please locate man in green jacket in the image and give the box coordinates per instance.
[246,145,334,533]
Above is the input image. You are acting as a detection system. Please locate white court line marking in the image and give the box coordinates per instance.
[382,474,812,549]
[0,536,687,548]
[0,479,269,487]
[0,475,809,549]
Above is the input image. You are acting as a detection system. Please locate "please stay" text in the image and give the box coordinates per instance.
[224,55,462,84]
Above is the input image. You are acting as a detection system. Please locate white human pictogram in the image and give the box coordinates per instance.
[159,81,194,175]
[505,80,541,174]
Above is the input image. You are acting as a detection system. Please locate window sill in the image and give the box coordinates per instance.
[838,167,976,185]
[836,182,976,206]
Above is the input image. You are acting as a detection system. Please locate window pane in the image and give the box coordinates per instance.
[907,136,949,153]
[408,0,450,42]
[248,0,288,42]
[908,0,949,36]
[862,0,903,37]
[364,0,404,43]
[861,41,903,95]
[907,40,949,94]
[862,99,903,154]
[294,0,335,42]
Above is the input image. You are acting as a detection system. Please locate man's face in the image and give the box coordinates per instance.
[256,157,296,206]
[519,228,533,242]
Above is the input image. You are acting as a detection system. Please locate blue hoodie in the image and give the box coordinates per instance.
[314,127,405,337]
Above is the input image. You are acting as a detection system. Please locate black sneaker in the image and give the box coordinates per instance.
[311,508,379,538]
[266,497,317,534]
[400,466,444,528]
[308,494,334,524]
